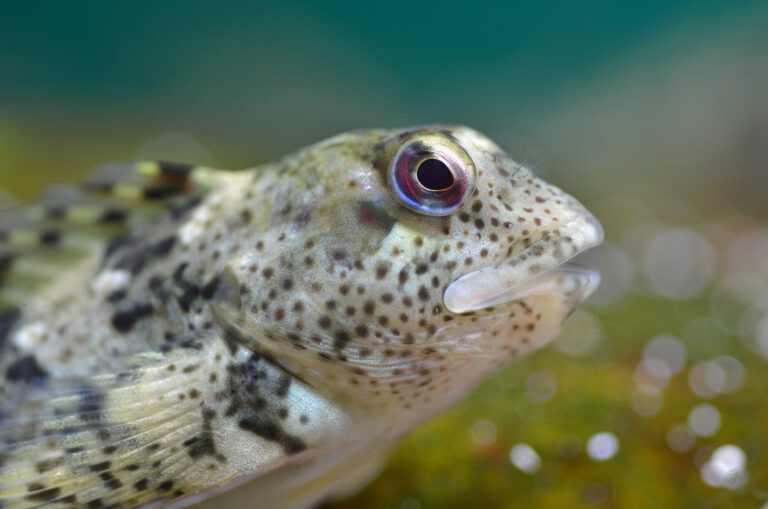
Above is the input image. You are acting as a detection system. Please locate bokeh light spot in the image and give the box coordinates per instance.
[554,309,604,357]
[667,424,696,453]
[509,443,542,474]
[642,228,716,299]
[469,419,498,447]
[700,445,748,490]
[525,369,559,402]
[631,389,663,416]
[586,432,619,461]
[688,403,721,437]
[643,334,687,375]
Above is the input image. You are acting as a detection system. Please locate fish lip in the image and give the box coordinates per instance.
[443,214,604,313]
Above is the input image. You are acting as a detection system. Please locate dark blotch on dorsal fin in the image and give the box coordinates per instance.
[83,160,196,201]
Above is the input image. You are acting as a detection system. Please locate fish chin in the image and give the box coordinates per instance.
[443,217,604,314]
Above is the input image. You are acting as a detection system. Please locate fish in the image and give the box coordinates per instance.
[0,125,603,508]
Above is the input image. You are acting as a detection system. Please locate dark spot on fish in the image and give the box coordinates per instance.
[46,205,65,219]
[275,374,291,397]
[358,201,396,232]
[150,235,176,257]
[89,461,111,472]
[143,185,178,200]
[40,229,61,246]
[111,303,154,332]
[100,472,122,490]
[375,263,390,280]
[333,331,350,351]
[201,276,221,300]
[177,282,201,312]
[185,408,218,459]
[24,486,61,502]
[170,194,204,220]
[6,355,48,384]
[0,308,21,348]
[78,391,105,416]
[0,253,15,280]
[238,418,306,454]
[173,262,189,281]
[35,457,64,473]
[115,249,148,275]
[222,354,307,454]
[60,494,77,504]
[104,234,134,260]
[106,289,127,303]
[158,160,193,177]
[182,364,200,374]
[100,208,128,223]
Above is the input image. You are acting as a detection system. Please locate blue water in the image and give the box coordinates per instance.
[0,0,760,138]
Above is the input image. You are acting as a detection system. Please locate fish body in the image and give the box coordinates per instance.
[0,125,603,508]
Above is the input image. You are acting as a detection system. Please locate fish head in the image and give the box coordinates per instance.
[225,125,603,418]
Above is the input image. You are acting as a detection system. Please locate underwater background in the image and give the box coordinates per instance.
[2,1,768,507]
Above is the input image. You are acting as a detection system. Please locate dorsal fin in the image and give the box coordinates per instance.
[0,160,221,309]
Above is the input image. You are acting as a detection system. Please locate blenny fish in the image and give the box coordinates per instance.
[0,125,603,508]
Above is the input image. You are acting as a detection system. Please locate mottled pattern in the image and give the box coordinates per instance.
[0,125,602,508]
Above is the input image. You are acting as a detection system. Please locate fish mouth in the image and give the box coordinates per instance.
[443,213,604,314]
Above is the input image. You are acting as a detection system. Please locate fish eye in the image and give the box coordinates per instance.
[388,133,476,216]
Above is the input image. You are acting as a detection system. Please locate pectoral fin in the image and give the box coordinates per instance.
[0,344,231,508]
[0,337,354,509]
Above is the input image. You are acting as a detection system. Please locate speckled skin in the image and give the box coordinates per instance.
[0,125,602,508]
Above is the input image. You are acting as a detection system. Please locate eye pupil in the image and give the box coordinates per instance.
[416,158,455,191]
